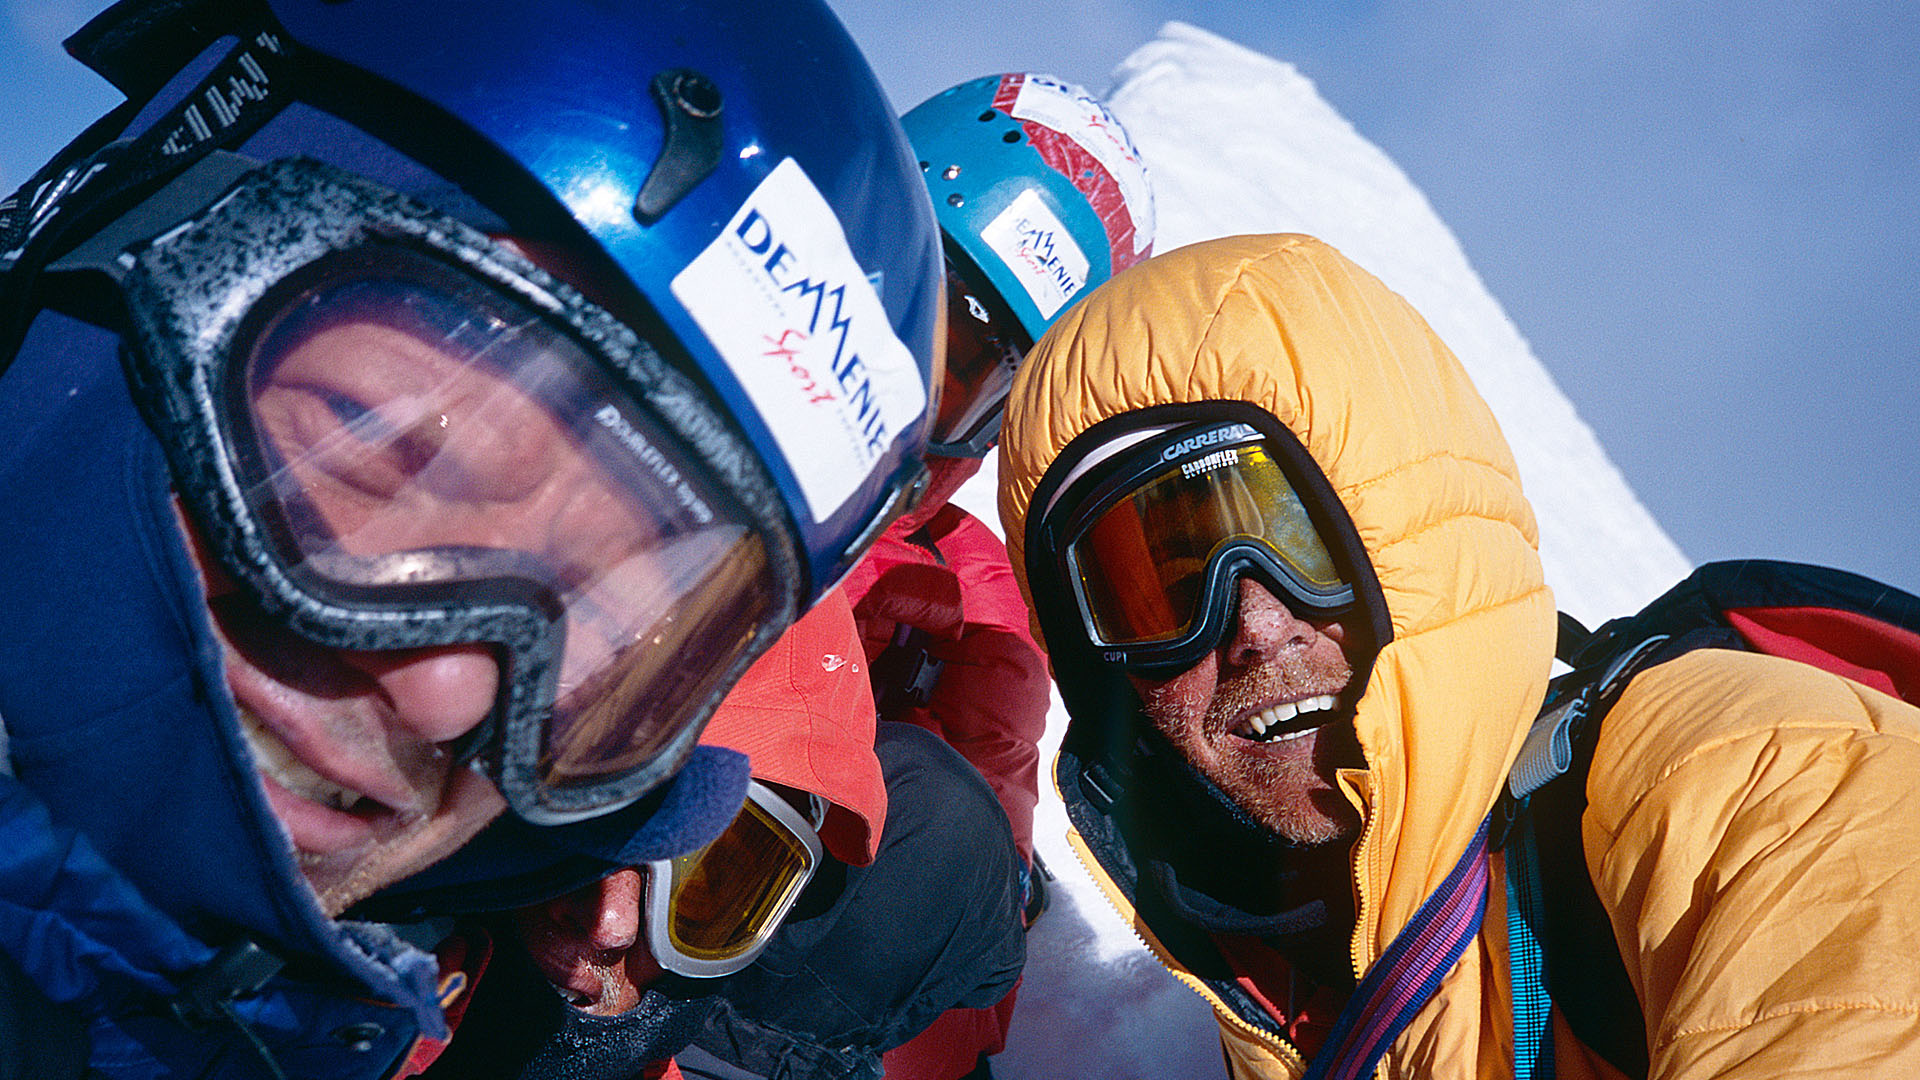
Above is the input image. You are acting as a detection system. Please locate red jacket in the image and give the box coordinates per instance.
[844,488,1045,1080]
[699,587,886,866]
[841,494,1048,865]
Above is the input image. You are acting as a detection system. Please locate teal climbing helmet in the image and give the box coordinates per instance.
[905,73,1155,456]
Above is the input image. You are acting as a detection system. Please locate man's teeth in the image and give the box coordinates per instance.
[237,707,371,813]
[1232,695,1340,743]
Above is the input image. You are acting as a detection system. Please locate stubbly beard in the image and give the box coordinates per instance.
[1136,646,1365,846]
[515,911,645,1015]
[512,869,663,1015]
[1208,718,1363,846]
[176,500,508,914]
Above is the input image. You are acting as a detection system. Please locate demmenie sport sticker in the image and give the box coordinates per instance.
[672,158,926,523]
[981,188,1090,320]
[1008,74,1154,257]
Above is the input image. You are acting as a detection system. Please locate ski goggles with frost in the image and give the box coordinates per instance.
[645,780,826,977]
[1039,420,1355,672]
[926,253,1033,458]
[68,154,803,824]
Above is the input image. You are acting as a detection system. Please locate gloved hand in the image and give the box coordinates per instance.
[850,561,963,662]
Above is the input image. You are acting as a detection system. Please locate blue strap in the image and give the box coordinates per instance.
[1302,816,1492,1080]
[1506,803,1555,1079]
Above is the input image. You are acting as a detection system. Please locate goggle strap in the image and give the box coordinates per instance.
[2,25,294,376]
[2,26,292,280]
[924,409,1003,459]
[45,151,261,285]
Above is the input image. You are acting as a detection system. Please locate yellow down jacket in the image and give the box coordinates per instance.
[996,234,1920,1079]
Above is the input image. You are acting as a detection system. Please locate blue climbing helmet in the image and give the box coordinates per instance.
[0,0,938,1059]
[0,0,942,826]
[904,73,1154,456]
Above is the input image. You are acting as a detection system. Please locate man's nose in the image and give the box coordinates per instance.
[338,644,500,743]
[588,868,645,952]
[544,867,645,953]
[1224,577,1316,667]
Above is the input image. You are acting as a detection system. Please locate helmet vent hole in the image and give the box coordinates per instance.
[942,165,962,181]
[1002,131,1022,144]
[978,110,997,122]
[670,71,724,119]
[947,193,965,207]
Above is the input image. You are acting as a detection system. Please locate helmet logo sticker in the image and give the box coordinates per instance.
[673,158,926,524]
[998,74,1155,264]
[980,188,1090,319]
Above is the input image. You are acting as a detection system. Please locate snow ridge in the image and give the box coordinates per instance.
[959,23,1693,1078]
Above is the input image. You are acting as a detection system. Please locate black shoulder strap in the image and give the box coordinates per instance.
[1505,560,1920,1078]
[1500,631,1674,1079]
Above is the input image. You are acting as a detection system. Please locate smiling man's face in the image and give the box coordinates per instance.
[1128,576,1369,846]
[183,515,509,915]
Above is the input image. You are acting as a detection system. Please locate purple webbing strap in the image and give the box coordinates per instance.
[1301,816,1492,1080]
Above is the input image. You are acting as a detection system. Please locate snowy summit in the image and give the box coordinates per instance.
[950,23,1692,1079]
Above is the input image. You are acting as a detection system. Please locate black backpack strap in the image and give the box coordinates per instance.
[1501,631,1674,1080]
[1555,611,1593,663]
[1507,561,1920,1079]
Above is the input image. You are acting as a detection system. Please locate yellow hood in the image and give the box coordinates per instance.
[999,234,1558,1053]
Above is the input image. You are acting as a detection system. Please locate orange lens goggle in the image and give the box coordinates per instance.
[645,780,825,977]
[1055,427,1353,670]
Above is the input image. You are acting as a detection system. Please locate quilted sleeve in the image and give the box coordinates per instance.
[1585,649,1920,1079]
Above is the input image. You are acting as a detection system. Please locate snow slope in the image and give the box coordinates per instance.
[945,23,1695,1078]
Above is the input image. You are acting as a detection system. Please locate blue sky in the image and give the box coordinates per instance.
[6,1,1915,597]
[827,0,1920,595]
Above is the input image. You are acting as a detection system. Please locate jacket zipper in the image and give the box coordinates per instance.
[1063,829,1311,1077]
[1346,797,1379,989]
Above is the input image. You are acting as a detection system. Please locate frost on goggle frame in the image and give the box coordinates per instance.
[236,247,775,791]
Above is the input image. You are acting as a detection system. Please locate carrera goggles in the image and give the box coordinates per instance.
[645,780,825,977]
[926,252,1032,458]
[80,154,802,824]
[1042,421,1354,672]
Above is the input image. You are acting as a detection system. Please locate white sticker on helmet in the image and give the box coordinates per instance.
[981,189,1090,320]
[673,158,926,523]
[1010,74,1154,255]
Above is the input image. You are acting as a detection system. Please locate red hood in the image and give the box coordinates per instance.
[699,588,886,865]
